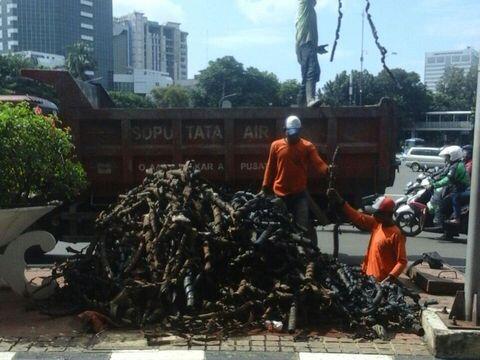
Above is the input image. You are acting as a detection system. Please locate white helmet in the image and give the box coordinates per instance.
[439,145,463,163]
[285,115,302,136]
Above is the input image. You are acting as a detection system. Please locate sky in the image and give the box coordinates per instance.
[112,0,480,86]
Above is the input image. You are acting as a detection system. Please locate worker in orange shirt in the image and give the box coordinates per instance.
[327,189,407,283]
[261,115,329,240]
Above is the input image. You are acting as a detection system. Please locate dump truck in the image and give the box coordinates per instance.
[21,69,398,242]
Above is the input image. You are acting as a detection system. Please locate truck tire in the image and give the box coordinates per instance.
[396,211,422,237]
[411,163,420,172]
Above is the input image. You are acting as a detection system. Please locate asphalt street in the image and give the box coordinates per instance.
[318,165,467,269]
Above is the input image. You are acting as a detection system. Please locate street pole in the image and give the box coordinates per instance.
[359,10,365,106]
[465,61,480,321]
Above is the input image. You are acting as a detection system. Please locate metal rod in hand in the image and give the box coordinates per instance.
[465,61,480,321]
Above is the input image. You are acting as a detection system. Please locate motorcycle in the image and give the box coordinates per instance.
[395,181,469,239]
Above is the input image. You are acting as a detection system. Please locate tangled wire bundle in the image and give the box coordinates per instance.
[46,162,422,339]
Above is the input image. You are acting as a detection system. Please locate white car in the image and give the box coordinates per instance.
[404,147,444,172]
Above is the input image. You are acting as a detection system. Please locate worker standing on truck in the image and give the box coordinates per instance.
[327,190,407,283]
[261,115,329,240]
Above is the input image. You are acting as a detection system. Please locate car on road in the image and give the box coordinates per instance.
[404,147,444,172]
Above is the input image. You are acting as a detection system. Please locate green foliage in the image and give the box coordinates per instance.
[109,91,155,108]
[193,56,282,107]
[431,66,478,111]
[0,54,56,99]
[279,79,301,107]
[151,85,191,108]
[194,56,246,107]
[0,103,87,208]
[66,42,97,81]
[242,67,280,106]
[320,68,430,126]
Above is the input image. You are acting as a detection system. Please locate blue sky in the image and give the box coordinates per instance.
[113,0,480,86]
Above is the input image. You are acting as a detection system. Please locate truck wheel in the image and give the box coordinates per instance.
[411,163,420,172]
[396,211,422,237]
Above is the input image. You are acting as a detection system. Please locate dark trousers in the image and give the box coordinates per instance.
[281,191,310,231]
[452,189,470,219]
[297,43,320,106]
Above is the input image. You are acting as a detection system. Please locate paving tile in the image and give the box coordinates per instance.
[250,335,265,341]
[220,344,235,351]
[251,345,265,352]
[206,345,220,351]
[235,345,250,351]
[266,347,280,352]
[265,335,280,341]
[251,340,264,346]
[235,340,250,346]
[10,342,32,352]
[359,348,380,354]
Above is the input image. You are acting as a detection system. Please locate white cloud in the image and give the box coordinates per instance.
[113,0,185,23]
[235,0,335,24]
[209,28,290,49]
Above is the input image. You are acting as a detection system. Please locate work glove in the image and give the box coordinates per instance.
[327,188,345,207]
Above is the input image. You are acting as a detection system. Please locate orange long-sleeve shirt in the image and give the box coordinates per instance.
[343,203,407,281]
[262,138,328,197]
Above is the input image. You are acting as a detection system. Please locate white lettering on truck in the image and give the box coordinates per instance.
[240,162,266,171]
[243,125,269,140]
[131,126,173,142]
[185,125,223,141]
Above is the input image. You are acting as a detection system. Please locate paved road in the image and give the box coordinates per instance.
[318,165,467,269]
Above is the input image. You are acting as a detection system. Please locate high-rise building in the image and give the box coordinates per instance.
[113,12,188,82]
[424,48,479,92]
[0,0,113,89]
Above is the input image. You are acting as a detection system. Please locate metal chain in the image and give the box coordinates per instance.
[364,0,401,89]
[330,0,343,62]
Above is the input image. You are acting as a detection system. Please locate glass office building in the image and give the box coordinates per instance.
[0,0,113,89]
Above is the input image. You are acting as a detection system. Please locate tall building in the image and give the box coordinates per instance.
[113,12,188,82]
[424,48,479,92]
[0,0,113,89]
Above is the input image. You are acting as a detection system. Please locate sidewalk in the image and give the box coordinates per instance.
[0,351,439,360]
[0,269,436,359]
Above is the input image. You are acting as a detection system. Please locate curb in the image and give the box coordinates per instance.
[422,309,480,359]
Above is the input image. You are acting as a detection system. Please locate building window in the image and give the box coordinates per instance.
[461,55,470,62]
[7,16,18,25]
[436,57,444,63]
[80,11,93,18]
[452,56,460,63]
[81,35,94,41]
[81,0,93,6]
[81,23,94,30]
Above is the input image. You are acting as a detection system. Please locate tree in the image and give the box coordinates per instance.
[320,71,350,106]
[108,91,155,108]
[66,42,97,81]
[242,67,280,106]
[0,54,56,100]
[279,80,301,107]
[195,56,245,107]
[431,65,478,111]
[193,56,281,107]
[0,103,87,208]
[151,85,191,108]
[373,68,430,127]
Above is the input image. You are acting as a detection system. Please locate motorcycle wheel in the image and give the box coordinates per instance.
[396,211,422,237]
